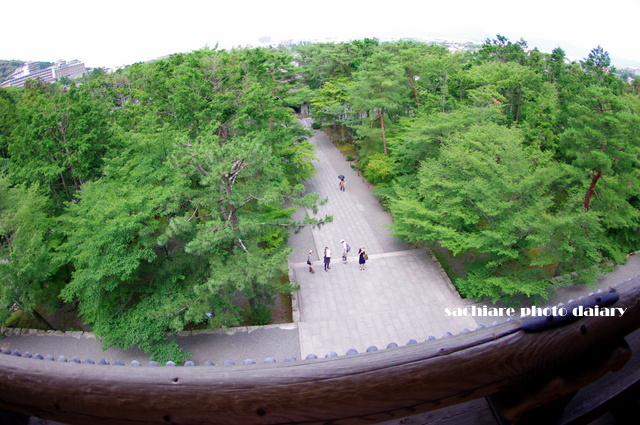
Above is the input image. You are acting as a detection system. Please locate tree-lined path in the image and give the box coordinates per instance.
[287,130,477,358]
[3,127,640,366]
[1,129,476,366]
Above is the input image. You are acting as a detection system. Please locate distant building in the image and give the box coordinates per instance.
[625,67,640,76]
[0,59,87,88]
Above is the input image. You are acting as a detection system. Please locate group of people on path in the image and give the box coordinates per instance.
[307,239,368,274]
[305,174,369,274]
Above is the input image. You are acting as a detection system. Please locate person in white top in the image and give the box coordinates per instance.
[307,250,315,274]
[340,239,349,263]
[323,247,331,271]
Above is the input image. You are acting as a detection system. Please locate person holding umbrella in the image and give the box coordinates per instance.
[338,175,345,191]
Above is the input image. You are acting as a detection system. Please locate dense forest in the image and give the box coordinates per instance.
[1,36,639,361]
[0,48,325,362]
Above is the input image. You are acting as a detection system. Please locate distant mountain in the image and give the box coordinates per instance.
[0,60,54,83]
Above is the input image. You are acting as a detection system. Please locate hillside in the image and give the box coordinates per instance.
[0,60,53,82]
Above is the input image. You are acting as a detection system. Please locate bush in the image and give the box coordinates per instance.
[362,153,396,184]
[5,310,40,329]
[249,304,272,326]
[149,340,190,365]
[455,270,551,306]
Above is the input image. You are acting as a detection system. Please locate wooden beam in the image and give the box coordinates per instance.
[0,279,638,425]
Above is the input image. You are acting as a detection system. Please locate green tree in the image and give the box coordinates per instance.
[389,106,503,177]
[558,87,640,262]
[349,50,410,155]
[579,46,625,92]
[0,87,21,165]
[51,47,326,361]
[56,132,186,361]
[382,41,459,112]
[293,39,379,89]
[9,81,113,205]
[388,123,598,302]
[463,61,557,127]
[477,34,529,65]
[0,176,61,328]
[311,77,354,137]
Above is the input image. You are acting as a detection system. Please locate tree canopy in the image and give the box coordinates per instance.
[1,47,325,362]
[2,37,639,359]
[293,37,640,304]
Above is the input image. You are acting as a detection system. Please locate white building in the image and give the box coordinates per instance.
[0,60,87,88]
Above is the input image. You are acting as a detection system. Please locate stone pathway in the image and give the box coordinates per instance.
[287,131,477,358]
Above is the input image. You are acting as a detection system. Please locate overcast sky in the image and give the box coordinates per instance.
[2,0,639,69]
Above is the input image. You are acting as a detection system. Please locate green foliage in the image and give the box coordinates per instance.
[463,61,557,129]
[362,153,395,184]
[390,123,555,259]
[3,36,640,352]
[1,46,328,360]
[292,36,640,305]
[0,60,24,81]
[0,176,61,324]
[8,81,114,208]
[456,271,550,306]
[388,106,503,176]
[5,309,40,328]
[294,39,379,89]
[476,35,529,65]
[311,77,353,126]
[557,86,640,261]
[249,304,272,326]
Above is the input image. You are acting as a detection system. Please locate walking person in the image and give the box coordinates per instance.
[338,175,345,191]
[358,247,368,271]
[307,250,315,274]
[340,239,350,263]
[323,247,331,271]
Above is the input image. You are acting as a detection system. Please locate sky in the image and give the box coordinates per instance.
[2,0,639,69]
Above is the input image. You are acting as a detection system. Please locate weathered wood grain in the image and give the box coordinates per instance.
[1,279,639,425]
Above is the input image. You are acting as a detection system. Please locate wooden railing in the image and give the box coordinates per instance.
[1,277,639,425]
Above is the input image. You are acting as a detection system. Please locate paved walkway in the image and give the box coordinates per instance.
[287,131,477,358]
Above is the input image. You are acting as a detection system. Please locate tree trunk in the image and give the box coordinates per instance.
[17,304,55,330]
[33,309,54,330]
[514,90,523,124]
[408,75,420,108]
[441,74,448,113]
[378,109,388,155]
[584,169,602,211]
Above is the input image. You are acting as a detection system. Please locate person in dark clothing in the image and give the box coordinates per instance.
[323,247,331,271]
[358,247,367,270]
